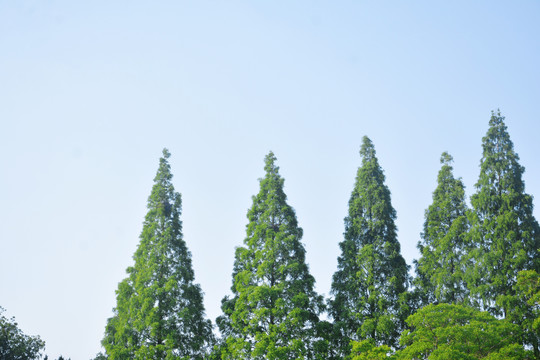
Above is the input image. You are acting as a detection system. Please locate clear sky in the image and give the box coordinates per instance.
[1,1,539,358]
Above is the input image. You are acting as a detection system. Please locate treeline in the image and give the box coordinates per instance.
[98,111,540,359]
[2,111,538,359]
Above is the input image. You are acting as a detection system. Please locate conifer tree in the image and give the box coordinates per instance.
[414,152,469,305]
[102,149,213,360]
[329,137,410,355]
[467,111,540,316]
[467,111,540,354]
[217,152,325,360]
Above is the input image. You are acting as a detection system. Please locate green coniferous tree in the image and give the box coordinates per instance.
[329,137,410,355]
[467,111,540,353]
[102,149,213,360]
[414,152,469,306]
[217,152,325,360]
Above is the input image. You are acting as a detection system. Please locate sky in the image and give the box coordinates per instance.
[1,1,540,358]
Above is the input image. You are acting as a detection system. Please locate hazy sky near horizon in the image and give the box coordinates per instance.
[1,1,540,358]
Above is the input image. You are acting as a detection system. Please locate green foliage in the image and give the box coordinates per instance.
[515,270,540,330]
[397,303,528,360]
[0,307,45,360]
[467,111,540,318]
[350,304,530,360]
[510,270,540,358]
[329,136,410,355]
[349,339,395,360]
[465,111,540,357]
[102,149,213,359]
[217,152,325,359]
[414,152,469,305]
[92,352,108,360]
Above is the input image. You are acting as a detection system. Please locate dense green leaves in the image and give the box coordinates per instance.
[6,110,540,358]
[0,307,45,360]
[398,304,528,360]
[414,152,469,305]
[102,149,213,359]
[511,270,540,358]
[515,270,540,332]
[329,137,410,355]
[349,339,395,360]
[350,304,529,359]
[342,116,539,358]
[464,112,540,356]
[217,152,325,359]
[467,111,540,316]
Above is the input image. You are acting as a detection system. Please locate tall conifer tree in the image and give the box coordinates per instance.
[217,152,325,360]
[329,137,410,355]
[467,111,540,353]
[468,112,540,314]
[414,152,469,305]
[102,149,213,360]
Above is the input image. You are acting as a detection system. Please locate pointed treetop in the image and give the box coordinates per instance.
[482,110,517,160]
[488,109,504,126]
[356,136,387,189]
[440,151,453,165]
[487,109,508,133]
[360,136,376,161]
[264,150,279,174]
[153,148,173,184]
[162,147,171,159]
[476,110,524,194]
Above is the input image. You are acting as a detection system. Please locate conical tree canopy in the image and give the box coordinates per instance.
[102,149,213,360]
[217,152,325,360]
[467,111,540,354]
[329,136,410,354]
[468,112,540,314]
[414,152,469,305]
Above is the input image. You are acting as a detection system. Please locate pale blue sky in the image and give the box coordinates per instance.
[1,1,539,359]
